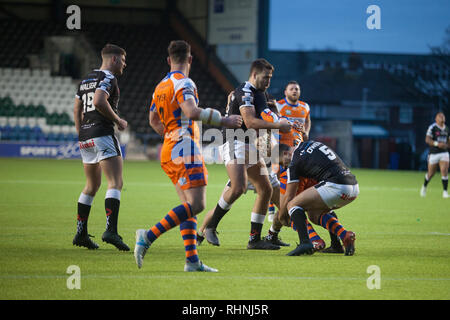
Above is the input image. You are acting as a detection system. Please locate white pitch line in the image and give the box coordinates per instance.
[1,274,450,282]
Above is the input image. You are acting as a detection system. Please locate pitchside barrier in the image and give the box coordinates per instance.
[0,141,126,159]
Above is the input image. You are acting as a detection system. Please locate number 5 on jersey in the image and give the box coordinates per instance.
[82,92,95,113]
[319,145,336,160]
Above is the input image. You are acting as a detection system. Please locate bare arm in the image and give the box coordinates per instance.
[149,109,164,136]
[304,114,311,139]
[426,135,447,149]
[279,181,299,224]
[73,98,83,136]
[93,89,127,130]
[240,106,291,132]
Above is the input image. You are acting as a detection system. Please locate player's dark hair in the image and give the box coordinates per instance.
[278,143,291,154]
[168,40,191,64]
[101,43,126,57]
[285,80,300,91]
[250,58,274,76]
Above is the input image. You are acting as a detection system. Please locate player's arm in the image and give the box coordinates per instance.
[73,97,83,135]
[240,106,292,132]
[425,131,447,149]
[149,109,164,136]
[304,113,311,140]
[93,89,127,131]
[179,98,242,128]
[148,101,164,136]
[279,181,299,223]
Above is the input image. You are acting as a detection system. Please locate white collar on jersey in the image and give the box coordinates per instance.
[435,122,446,130]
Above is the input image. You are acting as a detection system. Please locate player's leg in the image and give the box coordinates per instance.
[98,155,129,251]
[264,186,290,247]
[177,185,216,272]
[246,161,279,250]
[286,183,358,256]
[285,187,327,256]
[439,156,449,198]
[321,211,344,253]
[306,183,358,255]
[73,163,101,249]
[421,158,438,197]
[197,184,230,245]
[204,161,247,246]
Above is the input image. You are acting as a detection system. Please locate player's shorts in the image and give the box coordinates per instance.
[314,181,359,210]
[161,157,208,190]
[428,151,449,165]
[79,135,121,164]
[226,171,280,193]
[219,140,260,168]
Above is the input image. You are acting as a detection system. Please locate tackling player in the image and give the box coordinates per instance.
[134,40,242,272]
[420,112,449,198]
[282,140,358,256]
[72,44,129,251]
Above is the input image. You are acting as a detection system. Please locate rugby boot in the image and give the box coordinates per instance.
[102,231,130,251]
[184,260,218,272]
[311,239,326,252]
[286,242,314,256]
[204,228,220,246]
[247,239,280,250]
[73,233,99,250]
[342,231,356,256]
[264,233,290,247]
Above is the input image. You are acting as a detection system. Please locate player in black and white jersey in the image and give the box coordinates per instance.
[72,44,130,250]
[203,59,291,250]
[421,112,449,198]
[281,140,359,256]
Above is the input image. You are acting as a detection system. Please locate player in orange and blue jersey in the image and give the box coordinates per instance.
[134,40,242,272]
[276,81,311,147]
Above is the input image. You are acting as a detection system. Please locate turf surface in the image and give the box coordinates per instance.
[0,158,449,300]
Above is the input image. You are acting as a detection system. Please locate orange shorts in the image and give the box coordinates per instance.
[161,156,208,190]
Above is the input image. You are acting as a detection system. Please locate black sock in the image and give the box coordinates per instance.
[424,175,430,187]
[443,178,448,191]
[289,206,311,244]
[105,198,120,233]
[77,203,91,236]
[249,222,263,242]
[328,211,341,248]
[207,203,230,229]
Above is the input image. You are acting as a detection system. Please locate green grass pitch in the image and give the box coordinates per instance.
[0,158,449,300]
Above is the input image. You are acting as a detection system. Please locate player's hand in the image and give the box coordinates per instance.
[222,115,243,128]
[227,91,235,105]
[278,118,292,133]
[293,121,305,133]
[438,142,447,149]
[116,118,128,131]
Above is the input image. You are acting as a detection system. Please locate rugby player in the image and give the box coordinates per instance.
[202,59,292,250]
[134,40,242,272]
[72,44,129,251]
[276,81,310,146]
[282,140,358,256]
[420,112,449,198]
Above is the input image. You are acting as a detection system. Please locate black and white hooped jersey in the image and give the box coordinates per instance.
[75,69,120,141]
[287,141,357,185]
[426,123,449,154]
[225,81,268,133]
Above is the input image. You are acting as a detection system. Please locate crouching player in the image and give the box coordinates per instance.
[281,140,359,256]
